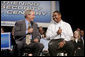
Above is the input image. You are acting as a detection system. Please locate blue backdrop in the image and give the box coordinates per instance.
[1,33,11,49]
[1,1,51,23]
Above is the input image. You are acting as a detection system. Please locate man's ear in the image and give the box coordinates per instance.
[59,14,61,18]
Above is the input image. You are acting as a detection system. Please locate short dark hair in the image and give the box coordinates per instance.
[53,10,61,15]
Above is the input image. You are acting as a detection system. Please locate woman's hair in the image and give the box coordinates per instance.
[74,30,80,38]
[71,30,81,41]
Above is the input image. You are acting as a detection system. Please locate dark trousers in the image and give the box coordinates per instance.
[15,40,25,56]
[15,40,44,56]
[75,49,84,56]
[48,39,74,56]
[24,42,44,56]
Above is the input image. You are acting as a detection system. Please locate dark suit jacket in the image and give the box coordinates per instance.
[72,38,84,50]
[14,20,41,43]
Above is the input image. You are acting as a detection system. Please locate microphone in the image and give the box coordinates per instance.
[59,27,61,37]
[30,21,33,28]
[28,21,33,29]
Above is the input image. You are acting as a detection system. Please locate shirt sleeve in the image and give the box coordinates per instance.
[46,24,57,40]
[64,23,73,41]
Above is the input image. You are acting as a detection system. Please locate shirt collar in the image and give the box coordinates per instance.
[25,19,29,24]
[54,20,63,24]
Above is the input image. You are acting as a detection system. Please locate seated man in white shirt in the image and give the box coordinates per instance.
[46,10,74,56]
